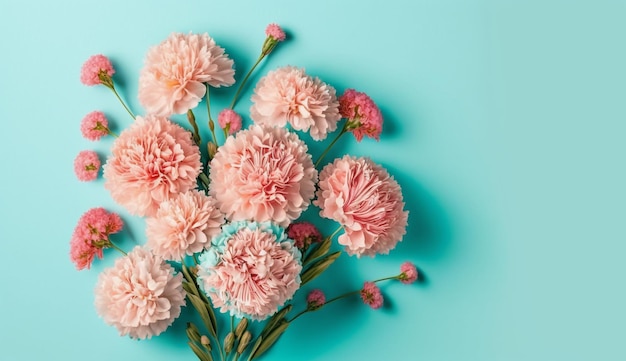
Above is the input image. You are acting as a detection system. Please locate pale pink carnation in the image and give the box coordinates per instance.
[250,66,341,141]
[361,282,383,309]
[314,156,408,257]
[265,23,286,41]
[69,207,123,270]
[103,115,201,217]
[286,221,322,249]
[138,32,235,117]
[306,289,326,310]
[217,109,242,135]
[80,54,115,86]
[146,190,225,261]
[209,125,317,227]
[197,222,302,320]
[74,150,101,181]
[81,111,110,141]
[339,89,383,141]
[399,262,418,284]
[94,246,185,339]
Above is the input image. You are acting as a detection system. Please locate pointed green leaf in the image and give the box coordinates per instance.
[250,321,289,360]
[188,341,213,361]
[301,251,341,285]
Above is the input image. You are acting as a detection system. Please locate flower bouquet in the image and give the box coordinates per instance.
[71,24,417,360]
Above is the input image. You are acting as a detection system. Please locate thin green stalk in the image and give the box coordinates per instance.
[229,54,264,110]
[110,86,136,119]
[315,127,347,168]
[109,241,127,256]
[205,86,219,145]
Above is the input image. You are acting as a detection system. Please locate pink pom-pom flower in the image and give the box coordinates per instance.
[103,115,202,217]
[399,262,418,284]
[80,111,110,141]
[138,32,235,117]
[338,89,383,141]
[80,54,115,87]
[306,289,326,310]
[94,246,185,339]
[360,282,383,309]
[314,156,408,257]
[287,221,322,249]
[217,109,242,135]
[69,207,123,270]
[265,23,286,42]
[74,150,101,181]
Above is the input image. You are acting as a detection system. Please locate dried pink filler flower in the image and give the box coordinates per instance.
[399,262,418,284]
[209,125,317,227]
[80,54,115,86]
[339,89,383,141]
[287,222,322,249]
[314,156,408,257]
[94,246,185,340]
[265,23,286,41]
[138,32,235,117]
[250,66,341,141]
[306,289,326,310]
[361,282,383,309]
[69,208,123,270]
[80,111,110,141]
[103,115,201,217]
[74,150,101,181]
[217,109,242,135]
[146,190,225,261]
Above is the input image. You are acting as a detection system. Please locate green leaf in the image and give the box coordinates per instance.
[188,341,213,361]
[303,236,331,266]
[260,305,292,339]
[250,321,289,360]
[186,322,201,344]
[187,293,216,338]
[301,251,341,285]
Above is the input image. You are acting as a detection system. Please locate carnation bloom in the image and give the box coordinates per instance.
[138,32,235,117]
[306,289,326,310]
[74,150,101,181]
[286,221,322,249]
[250,66,341,141]
[103,115,201,217]
[314,156,408,257]
[209,125,317,227]
[217,109,242,135]
[361,282,383,309]
[146,190,225,261]
[265,23,286,42]
[399,262,418,284]
[197,221,302,320]
[80,111,110,141]
[80,54,115,87]
[338,89,383,141]
[69,207,123,270]
[94,246,185,340]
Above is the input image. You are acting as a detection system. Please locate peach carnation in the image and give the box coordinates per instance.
[338,89,383,141]
[138,32,235,117]
[314,156,408,257]
[208,125,317,227]
[146,190,225,261]
[250,66,340,141]
[197,221,302,320]
[94,246,185,340]
[103,115,201,217]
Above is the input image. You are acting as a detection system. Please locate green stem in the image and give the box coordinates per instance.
[328,225,343,241]
[231,315,234,334]
[109,86,135,119]
[229,54,265,110]
[372,275,401,283]
[206,86,219,145]
[109,241,127,256]
[315,126,347,168]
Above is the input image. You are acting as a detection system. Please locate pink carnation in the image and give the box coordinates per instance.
[265,23,286,41]
[80,111,110,141]
[287,221,322,249]
[80,54,115,86]
[69,207,123,270]
[338,89,383,141]
[250,66,341,141]
[217,109,242,135]
[209,125,317,227]
[361,282,383,309]
[197,222,302,320]
[74,150,101,181]
[306,289,326,310]
[146,190,225,261]
[94,246,185,340]
[399,262,418,284]
[103,115,202,217]
[138,32,235,117]
[314,156,408,257]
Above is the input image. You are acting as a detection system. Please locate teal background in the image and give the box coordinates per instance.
[1,0,625,360]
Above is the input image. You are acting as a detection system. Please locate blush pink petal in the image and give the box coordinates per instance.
[103,115,201,217]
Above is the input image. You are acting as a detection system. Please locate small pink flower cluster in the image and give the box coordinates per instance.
[69,207,123,270]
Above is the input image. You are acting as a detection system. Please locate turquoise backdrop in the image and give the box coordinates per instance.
[1,0,625,360]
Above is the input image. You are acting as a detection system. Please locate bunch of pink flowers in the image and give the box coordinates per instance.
[71,23,419,361]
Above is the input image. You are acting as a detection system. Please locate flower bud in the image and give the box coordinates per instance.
[200,335,211,349]
[207,142,218,159]
[224,332,235,353]
[237,331,252,355]
[235,318,248,339]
